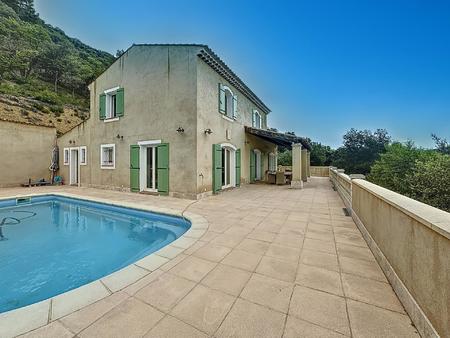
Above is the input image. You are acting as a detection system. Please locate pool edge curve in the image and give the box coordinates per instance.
[0,191,209,338]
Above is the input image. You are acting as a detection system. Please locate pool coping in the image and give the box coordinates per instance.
[0,192,208,338]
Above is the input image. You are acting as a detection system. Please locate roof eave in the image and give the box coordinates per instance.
[198,47,271,115]
[245,126,311,151]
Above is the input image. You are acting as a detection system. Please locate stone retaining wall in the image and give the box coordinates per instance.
[329,167,449,338]
[0,121,56,187]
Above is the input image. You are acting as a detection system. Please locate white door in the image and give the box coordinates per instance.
[254,150,262,180]
[139,145,157,192]
[221,147,236,189]
[69,148,79,185]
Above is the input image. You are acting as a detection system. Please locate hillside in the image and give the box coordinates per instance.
[0,0,115,134]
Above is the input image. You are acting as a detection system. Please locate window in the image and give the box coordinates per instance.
[63,148,69,165]
[100,87,124,121]
[106,89,118,119]
[252,110,262,128]
[219,84,237,119]
[101,144,115,169]
[80,146,87,165]
[269,153,277,172]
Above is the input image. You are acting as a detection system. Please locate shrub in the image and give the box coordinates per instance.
[34,89,60,105]
[369,142,450,212]
[410,153,450,212]
[41,106,51,114]
[50,105,64,116]
[278,149,292,166]
[368,142,432,196]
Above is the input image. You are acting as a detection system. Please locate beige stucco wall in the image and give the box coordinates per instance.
[196,58,275,194]
[58,45,199,198]
[0,121,56,187]
[351,180,449,338]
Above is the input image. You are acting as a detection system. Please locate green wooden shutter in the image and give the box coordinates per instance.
[157,143,169,195]
[130,145,140,192]
[235,149,241,186]
[212,144,222,193]
[232,95,237,119]
[250,150,255,183]
[219,84,226,114]
[99,94,106,120]
[261,152,265,181]
[116,88,124,117]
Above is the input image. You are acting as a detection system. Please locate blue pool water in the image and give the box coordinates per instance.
[0,195,190,313]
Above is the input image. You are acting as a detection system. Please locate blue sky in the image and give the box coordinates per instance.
[35,0,450,148]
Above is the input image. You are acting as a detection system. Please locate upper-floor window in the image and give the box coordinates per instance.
[219,84,237,120]
[107,92,117,119]
[100,87,124,121]
[252,110,262,128]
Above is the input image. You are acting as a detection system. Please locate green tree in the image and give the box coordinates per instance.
[368,142,431,195]
[432,134,450,155]
[115,49,125,58]
[0,0,114,102]
[368,138,450,212]
[332,128,391,174]
[3,0,38,22]
[410,153,450,212]
[0,0,18,18]
[278,149,292,166]
[0,17,50,79]
[310,142,334,166]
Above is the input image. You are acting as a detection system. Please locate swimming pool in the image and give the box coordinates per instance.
[0,195,190,314]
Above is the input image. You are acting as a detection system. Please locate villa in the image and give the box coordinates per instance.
[0,44,447,338]
[57,44,311,199]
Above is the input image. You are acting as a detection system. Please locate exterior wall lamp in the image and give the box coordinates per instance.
[116,134,123,140]
[204,128,213,135]
[177,127,185,133]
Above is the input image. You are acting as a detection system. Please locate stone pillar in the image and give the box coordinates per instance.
[301,148,308,182]
[306,151,311,177]
[290,143,303,189]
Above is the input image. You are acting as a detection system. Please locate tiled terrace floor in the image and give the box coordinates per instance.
[1,178,419,337]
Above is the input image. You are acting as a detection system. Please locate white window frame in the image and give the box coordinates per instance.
[79,146,87,165]
[220,143,237,189]
[104,86,120,121]
[138,139,162,192]
[100,144,116,169]
[63,148,69,165]
[252,110,262,128]
[222,85,237,120]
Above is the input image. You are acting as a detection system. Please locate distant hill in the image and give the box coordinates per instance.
[0,0,115,134]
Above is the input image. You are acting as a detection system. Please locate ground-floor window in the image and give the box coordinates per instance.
[101,144,115,169]
[269,152,277,172]
[63,148,69,165]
